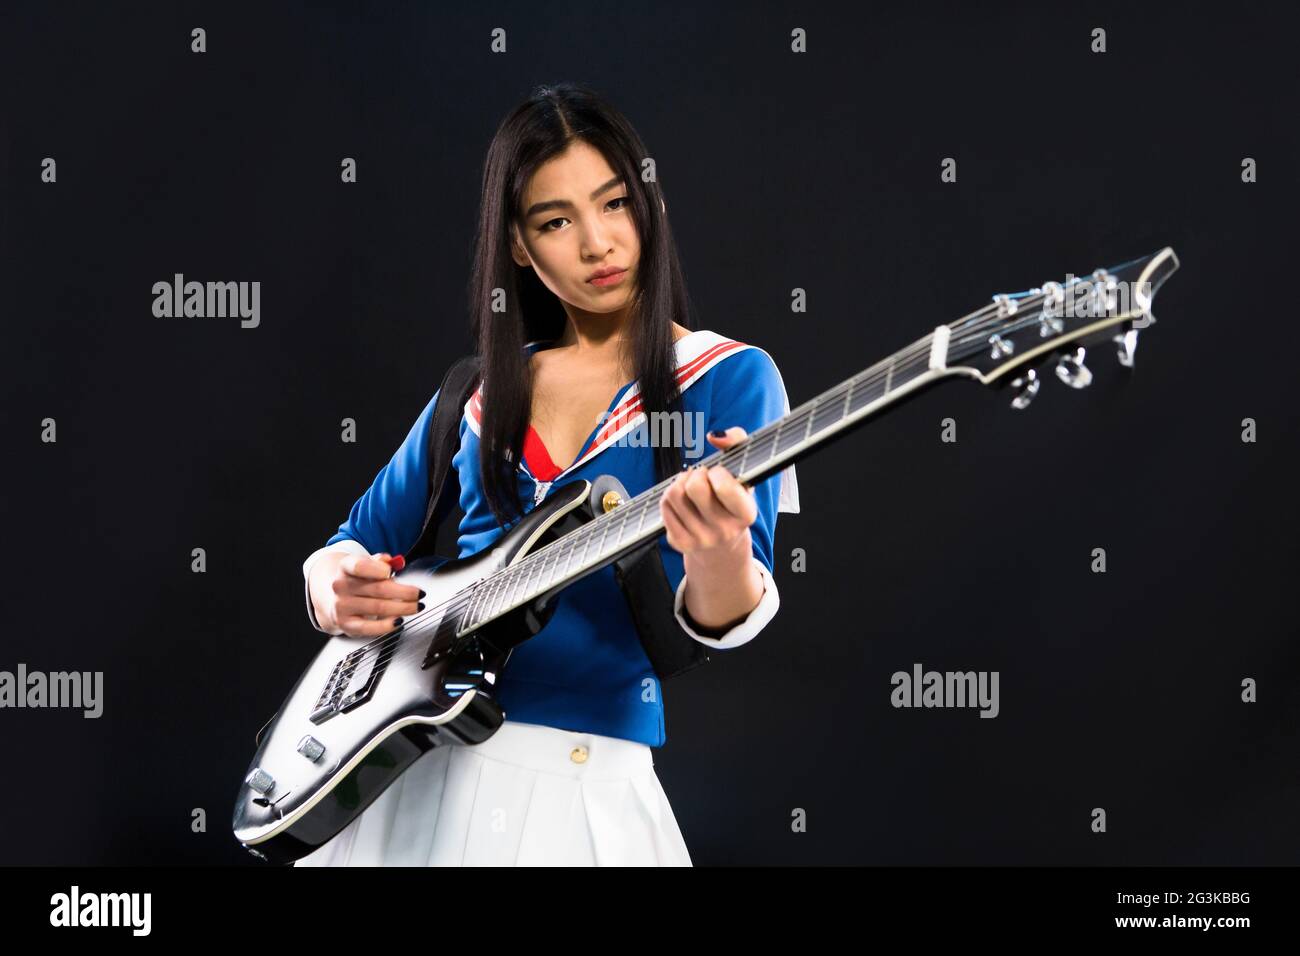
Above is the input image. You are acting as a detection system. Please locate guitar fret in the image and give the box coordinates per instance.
[494,570,512,617]
[477,579,494,626]
[495,570,514,619]
[812,391,842,435]
[485,573,504,620]
[776,414,806,455]
[497,569,512,617]
[579,524,593,569]
[596,513,613,559]
[461,585,475,627]
[548,542,563,588]
[538,548,555,596]
[506,566,523,613]
[850,375,878,414]
[469,578,488,627]
[523,554,539,601]
[754,428,779,477]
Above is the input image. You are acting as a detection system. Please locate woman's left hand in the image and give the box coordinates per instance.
[660,426,757,557]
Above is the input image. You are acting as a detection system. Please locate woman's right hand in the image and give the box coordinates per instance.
[309,551,424,637]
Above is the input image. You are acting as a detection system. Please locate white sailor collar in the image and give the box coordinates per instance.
[463,329,753,484]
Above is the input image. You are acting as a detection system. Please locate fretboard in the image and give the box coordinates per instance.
[457,327,952,635]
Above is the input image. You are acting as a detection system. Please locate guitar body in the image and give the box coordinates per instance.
[232,479,597,865]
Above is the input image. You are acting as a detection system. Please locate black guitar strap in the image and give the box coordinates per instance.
[405,354,483,564]
[612,539,710,681]
[405,354,710,683]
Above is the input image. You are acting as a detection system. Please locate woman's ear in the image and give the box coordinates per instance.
[510,225,530,268]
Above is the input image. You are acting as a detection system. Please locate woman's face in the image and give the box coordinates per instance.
[511,140,640,315]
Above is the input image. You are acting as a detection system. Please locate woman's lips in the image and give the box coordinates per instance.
[588,269,627,287]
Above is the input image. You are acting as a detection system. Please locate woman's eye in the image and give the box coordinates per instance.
[541,198,626,232]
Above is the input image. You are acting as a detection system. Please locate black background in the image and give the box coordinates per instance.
[1,0,1295,866]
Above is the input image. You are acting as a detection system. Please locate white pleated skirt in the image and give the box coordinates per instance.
[292,719,693,866]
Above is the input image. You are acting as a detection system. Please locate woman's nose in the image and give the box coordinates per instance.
[579,215,613,255]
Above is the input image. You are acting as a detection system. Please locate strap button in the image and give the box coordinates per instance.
[569,745,589,764]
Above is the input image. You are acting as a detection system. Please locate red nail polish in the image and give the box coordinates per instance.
[390,554,406,572]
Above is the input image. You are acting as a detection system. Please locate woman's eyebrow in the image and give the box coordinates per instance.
[525,175,625,217]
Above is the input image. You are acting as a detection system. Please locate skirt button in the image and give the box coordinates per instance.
[569,745,589,764]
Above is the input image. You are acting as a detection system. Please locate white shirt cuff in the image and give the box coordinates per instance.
[303,539,373,635]
[673,556,780,650]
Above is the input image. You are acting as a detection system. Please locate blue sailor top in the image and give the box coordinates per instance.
[302,329,800,747]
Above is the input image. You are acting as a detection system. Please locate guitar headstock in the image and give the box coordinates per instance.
[940,247,1180,407]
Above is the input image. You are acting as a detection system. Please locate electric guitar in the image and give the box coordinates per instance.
[233,246,1180,863]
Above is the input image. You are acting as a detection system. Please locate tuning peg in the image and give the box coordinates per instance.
[1039,282,1065,336]
[1055,347,1092,389]
[1113,328,1139,368]
[1091,269,1119,315]
[988,332,1014,359]
[1009,368,1040,409]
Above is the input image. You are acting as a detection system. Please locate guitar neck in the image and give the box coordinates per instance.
[458,325,955,633]
[455,246,1183,632]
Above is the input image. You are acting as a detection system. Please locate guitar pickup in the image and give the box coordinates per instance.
[309,645,388,724]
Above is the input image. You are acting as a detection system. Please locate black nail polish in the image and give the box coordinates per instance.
[417,602,425,611]
[393,617,405,627]
[710,428,727,437]
[418,589,427,599]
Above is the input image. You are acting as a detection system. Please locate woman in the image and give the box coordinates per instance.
[295,82,799,866]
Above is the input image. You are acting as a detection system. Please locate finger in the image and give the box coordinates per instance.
[681,465,733,527]
[346,579,425,602]
[705,466,759,524]
[706,426,748,447]
[340,553,397,581]
[667,470,711,539]
[337,615,405,637]
[336,596,422,619]
[660,495,693,552]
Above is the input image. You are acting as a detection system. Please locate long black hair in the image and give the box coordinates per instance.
[468,82,695,530]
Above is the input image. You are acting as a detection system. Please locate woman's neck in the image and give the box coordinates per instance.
[554,309,631,354]
[553,309,691,354]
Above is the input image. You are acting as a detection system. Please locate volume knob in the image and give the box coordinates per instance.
[297,735,326,762]
[245,768,275,796]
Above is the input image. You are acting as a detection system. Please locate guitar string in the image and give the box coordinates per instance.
[332,281,1135,678]
[335,287,1118,681]
[324,340,946,682]
[337,290,1121,685]
[439,276,1096,622]
[332,329,949,671]
[333,315,1046,680]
